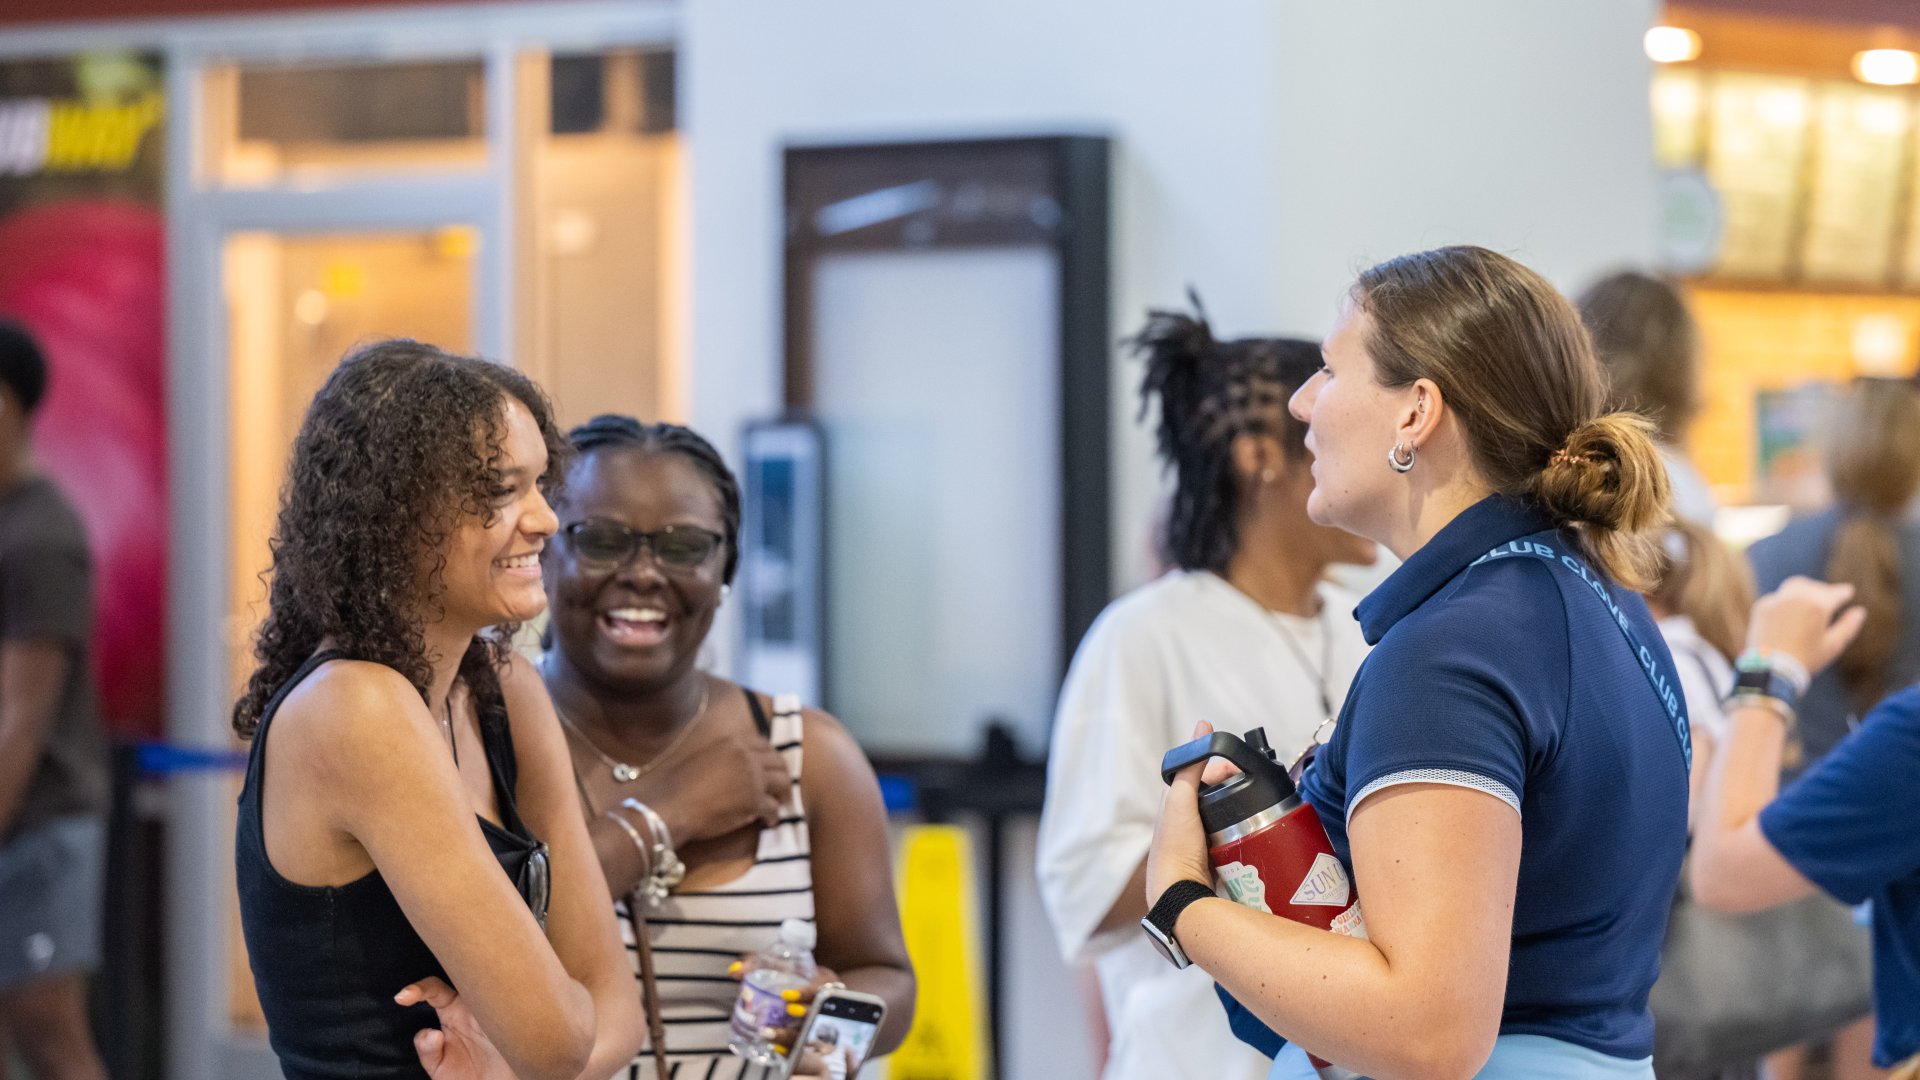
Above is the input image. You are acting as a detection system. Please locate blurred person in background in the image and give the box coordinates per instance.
[1148,246,1686,1079]
[1686,573,1920,1077]
[1742,376,1920,1080]
[1578,270,1716,526]
[538,415,913,1079]
[231,341,644,1080]
[1650,520,1754,827]
[1644,520,1761,1080]
[0,321,107,1080]
[1035,303,1375,1080]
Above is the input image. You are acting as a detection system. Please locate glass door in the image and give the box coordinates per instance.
[162,14,681,1076]
[170,57,501,1080]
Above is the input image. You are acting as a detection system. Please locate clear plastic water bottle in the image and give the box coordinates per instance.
[730,917,818,1065]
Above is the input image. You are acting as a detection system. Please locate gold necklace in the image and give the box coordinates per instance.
[555,678,711,783]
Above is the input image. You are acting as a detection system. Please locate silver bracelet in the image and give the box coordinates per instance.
[604,808,653,875]
[622,798,687,905]
[1728,689,1798,732]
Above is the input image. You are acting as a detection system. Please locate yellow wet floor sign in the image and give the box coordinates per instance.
[886,824,989,1080]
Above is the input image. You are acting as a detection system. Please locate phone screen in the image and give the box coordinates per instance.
[796,992,885,1078]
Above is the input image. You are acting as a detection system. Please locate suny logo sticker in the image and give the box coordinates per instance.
[1290,852,1351,908]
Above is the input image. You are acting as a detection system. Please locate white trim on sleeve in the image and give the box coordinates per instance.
[1347,768,1522,825]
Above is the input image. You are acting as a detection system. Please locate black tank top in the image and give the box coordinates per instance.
[235,651,549,1080]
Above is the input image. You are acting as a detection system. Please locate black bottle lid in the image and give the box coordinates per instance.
[1159,727,1300,836]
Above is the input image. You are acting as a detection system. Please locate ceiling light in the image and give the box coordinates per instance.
[1645,26,1703,65]
[1853,49,1920,87]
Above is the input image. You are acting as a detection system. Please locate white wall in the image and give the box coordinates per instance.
[683,0,1658,599]
[1269,2,1661,334]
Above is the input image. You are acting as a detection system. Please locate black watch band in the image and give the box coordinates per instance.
[1731,663,1798,705]
[1140,879,1217,969]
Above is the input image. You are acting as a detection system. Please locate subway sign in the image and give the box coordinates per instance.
[0,92,163,175]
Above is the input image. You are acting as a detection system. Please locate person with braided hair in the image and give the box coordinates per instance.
[1035,301,1375,1080]
[537,415,913,1078]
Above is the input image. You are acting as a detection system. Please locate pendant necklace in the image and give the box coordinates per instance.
[556,678,712,783]
[1270,599,1337,746]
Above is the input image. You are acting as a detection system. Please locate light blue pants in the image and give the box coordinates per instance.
[1267,1035,1656,1080]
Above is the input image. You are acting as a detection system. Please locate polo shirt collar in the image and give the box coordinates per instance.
[1354,494,1556,644]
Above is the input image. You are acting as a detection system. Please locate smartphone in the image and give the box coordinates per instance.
[785,987,887,1079]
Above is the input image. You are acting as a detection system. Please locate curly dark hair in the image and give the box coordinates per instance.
[232,339,570,738]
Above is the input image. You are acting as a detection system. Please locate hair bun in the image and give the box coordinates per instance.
[1535,412,1670,534]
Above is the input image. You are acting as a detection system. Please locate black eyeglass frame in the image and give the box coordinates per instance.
[560,520,725,573]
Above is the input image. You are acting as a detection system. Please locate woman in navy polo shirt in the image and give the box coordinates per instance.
[1690,576,1920,1075]
[1143,246,1692,1078]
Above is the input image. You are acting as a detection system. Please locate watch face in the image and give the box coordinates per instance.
[1139,916,1190,969]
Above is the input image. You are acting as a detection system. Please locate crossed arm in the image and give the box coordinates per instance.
[301,656,643,1080]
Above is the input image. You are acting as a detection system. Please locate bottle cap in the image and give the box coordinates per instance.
[779,917,816,951]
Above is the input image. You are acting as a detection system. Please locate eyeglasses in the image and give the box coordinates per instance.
[561,520,723,573]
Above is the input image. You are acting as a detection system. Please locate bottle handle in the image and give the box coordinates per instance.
[1159,729,1291,791]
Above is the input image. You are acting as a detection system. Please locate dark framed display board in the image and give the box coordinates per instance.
[782,135,1112,754]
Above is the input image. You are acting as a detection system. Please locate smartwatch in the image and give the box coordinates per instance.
[1141,880,1217,969]
[1728,653,1802,733]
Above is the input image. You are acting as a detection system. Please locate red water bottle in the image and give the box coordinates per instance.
[1160,729,1367,1075]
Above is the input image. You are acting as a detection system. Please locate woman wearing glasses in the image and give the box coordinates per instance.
[538,415,914,1078]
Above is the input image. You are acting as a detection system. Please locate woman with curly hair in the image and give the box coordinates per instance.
[231,340,644,1080]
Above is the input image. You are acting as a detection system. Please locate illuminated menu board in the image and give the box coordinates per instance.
[1902,107,1920,289]
[1653,71,1706,168]
[1802,85,1909,285]
[1655,68,1920,291]
[1704,74,1812,280]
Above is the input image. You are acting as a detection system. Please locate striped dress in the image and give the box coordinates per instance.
[615,692,814,1080]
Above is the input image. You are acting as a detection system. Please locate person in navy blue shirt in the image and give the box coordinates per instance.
[1143,246,1692,1079]
[1690,575,1920,1074]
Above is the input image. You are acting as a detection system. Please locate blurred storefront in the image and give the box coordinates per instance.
[1650,1,1920,525]
[0,3,679,1077]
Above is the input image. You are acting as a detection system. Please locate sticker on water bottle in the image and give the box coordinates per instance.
[1329,902,1368,940]
[1289,852,1351,908]
[1215,861,1273,914]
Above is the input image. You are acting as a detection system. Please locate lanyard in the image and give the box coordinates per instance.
[1469,534,1693,772]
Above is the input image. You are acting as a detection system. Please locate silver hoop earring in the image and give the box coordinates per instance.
[1387,443,1416,473]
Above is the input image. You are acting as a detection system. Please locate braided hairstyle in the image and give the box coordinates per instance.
[564,414,743,584]
[1134,294,1321,574]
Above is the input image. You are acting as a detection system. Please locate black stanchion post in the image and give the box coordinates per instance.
[99,742,142,1080]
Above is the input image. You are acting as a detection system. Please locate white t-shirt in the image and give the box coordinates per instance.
[1035,570,1371,1080]
[1658,613,1732,746]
